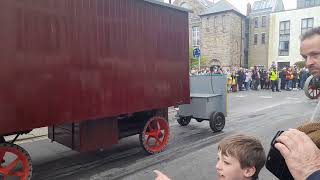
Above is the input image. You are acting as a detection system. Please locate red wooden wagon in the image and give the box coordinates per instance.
[0,0,190,179]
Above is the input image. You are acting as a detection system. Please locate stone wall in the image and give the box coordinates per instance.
[248,12,270,68]
[173,0,207,47]
[201,12,244,67]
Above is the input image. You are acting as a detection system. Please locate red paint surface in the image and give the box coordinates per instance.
[0,0,189,135]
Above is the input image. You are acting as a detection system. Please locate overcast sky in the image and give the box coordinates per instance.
[164,0,297,14]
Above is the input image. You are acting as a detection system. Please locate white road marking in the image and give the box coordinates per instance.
[286,97,300,100]
[235,95,247,98]
[259,96,272,99]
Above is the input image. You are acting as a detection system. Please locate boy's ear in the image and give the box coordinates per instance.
[243,166,256,178]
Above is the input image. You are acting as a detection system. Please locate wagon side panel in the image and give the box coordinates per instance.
[0,0,189,135]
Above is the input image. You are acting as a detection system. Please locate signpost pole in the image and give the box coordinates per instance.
[193,47,201,72]
[198,55,201,71]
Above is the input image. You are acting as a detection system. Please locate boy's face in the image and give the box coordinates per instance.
[216,151,256,180]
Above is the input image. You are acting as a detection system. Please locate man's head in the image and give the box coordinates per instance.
[216,134,266,180]
[300,27,320,77]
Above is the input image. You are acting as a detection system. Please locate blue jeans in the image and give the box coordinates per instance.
[287,80,292,89]
[300,78,306,88]
[245,82,250,90]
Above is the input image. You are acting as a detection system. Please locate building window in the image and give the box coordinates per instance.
[254,17,259,28]
[214,16,218,28]
[262,16,267,27]
[205,17,210,32]
[254,34,258,45]
[180,2,190,9]
[305,0,315,7]
[222,15,226,32]
[278,62,290,70]
[301,18,314,34]
[305,0,311,7]
[261,33,266,44]
[279,21,290,56]
[192,26,200,47]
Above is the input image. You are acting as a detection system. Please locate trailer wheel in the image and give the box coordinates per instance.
[304,75,320,99]
[209,112,225,132]
[177,117,191,126]
[0,143,32,180]
[139,116,170,154]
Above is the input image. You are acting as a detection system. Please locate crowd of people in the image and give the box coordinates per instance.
[189,65,311,93]
[155,27,320,180]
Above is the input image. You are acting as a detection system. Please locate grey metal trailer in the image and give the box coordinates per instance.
[177,74,227,132]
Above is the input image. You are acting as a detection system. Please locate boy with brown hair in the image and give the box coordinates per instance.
[154,134,266,180]
[216,134,266,180]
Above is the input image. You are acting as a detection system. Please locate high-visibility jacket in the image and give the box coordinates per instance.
[270,71,278,81]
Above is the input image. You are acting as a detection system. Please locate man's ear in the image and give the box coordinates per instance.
[243,166,256,178]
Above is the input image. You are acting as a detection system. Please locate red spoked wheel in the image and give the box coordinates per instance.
[304,75,320,99]
[139,116,170,154]
[0,143,32,180]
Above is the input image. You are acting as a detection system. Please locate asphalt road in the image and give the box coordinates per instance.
[23,89,316,180]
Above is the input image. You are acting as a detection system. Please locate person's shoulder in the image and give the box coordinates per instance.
[307,170,320,180]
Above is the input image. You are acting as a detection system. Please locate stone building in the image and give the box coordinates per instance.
[173,0,248,67]
[200,0,247,67]
[247,0,284,68]
[173,0,213,49]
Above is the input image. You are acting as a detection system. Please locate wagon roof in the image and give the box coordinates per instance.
[144,0,192,12]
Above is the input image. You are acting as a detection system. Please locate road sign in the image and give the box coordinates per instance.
[193,48,201,58]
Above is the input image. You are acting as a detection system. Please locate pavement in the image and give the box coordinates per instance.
[5,127,48,144]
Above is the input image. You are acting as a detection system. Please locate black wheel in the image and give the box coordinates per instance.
[177,117,191,126]
[209,112,225,132]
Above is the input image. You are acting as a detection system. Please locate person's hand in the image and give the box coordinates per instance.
[154,170,171,180]
[275,129,320,180]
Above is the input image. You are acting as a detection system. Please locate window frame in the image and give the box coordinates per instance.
[192,26,200,47]
[261,16,267,27]
[301,18,314,35]
[261,33,266,44]
[254,17,259,28]
[278,21,290,56]
[254,34,258,45]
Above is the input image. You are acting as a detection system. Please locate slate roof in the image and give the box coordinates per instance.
[251,0,283,12]
[198,0,214,8]
[200,0,243,16]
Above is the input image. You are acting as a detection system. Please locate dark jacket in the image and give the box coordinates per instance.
[307,170,320,180]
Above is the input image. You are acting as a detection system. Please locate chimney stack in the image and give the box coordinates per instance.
[246,3,252,16]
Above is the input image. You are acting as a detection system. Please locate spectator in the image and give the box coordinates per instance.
[270,67,280,92]
[155,134,266,180]
[285,67,293,90]
[275,26,320,180]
